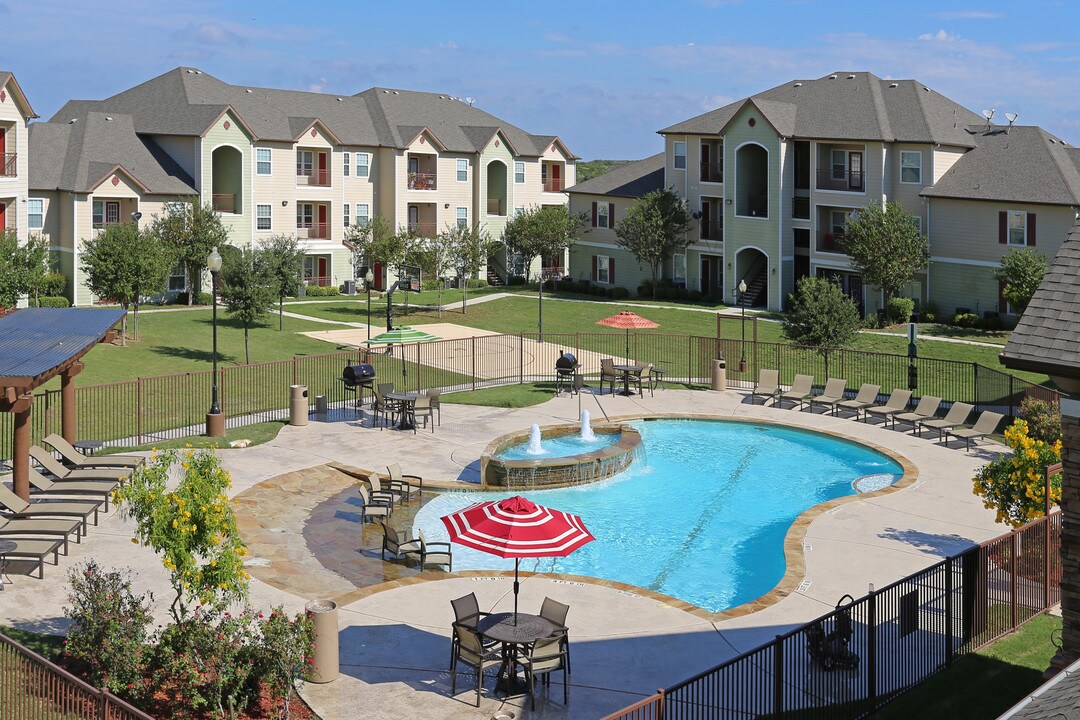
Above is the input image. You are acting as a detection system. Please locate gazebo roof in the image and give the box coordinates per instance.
[0,308,124,395]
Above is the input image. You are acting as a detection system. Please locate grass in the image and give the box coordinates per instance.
[441,382,564,408]
[0,625,65,661]
[872,613,1061,720]
[102,419,289,453]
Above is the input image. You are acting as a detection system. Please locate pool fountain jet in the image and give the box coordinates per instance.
[580,410,596,442]
[525,423,545,455]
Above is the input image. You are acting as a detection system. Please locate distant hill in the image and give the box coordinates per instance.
[576,159,633,183]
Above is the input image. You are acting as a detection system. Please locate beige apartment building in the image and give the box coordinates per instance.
[569,71,1080,320]
[28,68,576,305]
[0,72,38,257]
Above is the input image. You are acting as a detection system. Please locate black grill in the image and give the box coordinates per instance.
[343,363,376,386]
[555,352,578,375]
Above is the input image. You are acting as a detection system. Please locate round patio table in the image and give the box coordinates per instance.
[477,612,555,696]
[385,392,422,430]
[0,540,16,590]
[73,439,104,456]
[613,364,643,396]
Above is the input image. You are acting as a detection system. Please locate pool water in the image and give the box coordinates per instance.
[414,419,903,613]
[497,432,621,460]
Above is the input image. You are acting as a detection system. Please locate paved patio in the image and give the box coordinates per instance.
[0,387,1012,718]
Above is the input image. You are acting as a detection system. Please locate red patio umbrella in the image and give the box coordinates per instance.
[596,310,660,361]
[441,495,594,623]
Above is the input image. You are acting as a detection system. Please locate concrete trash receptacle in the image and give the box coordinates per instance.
[305,599,339,683]
[315,395,328,415]
[289,385,309,426]
[711,358,727,391]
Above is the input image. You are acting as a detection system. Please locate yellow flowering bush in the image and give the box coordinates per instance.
[113,448,249,623]
[973,419,1062,527]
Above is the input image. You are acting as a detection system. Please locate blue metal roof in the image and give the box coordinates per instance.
[0,308,125,383]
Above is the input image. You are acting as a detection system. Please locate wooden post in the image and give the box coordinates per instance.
[12,394,33,501]
[60,362,84,444]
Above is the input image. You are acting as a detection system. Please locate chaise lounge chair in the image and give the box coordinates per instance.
[0,537,64,579]
[0,484,101,532]
[864,389,913,427]
[30,446,132,484]
[27,468,119,511]
[810,378,848,415]
[43,434,144,470]
[751,369,780,405]
[917,402,973,441]
[777,374,815,410]
[893,396,942,434]
[835,384,881,419]
[0,516,83,555]
[945,411,1004,451]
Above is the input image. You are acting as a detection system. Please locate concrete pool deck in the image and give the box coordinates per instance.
[0,388,1011,718]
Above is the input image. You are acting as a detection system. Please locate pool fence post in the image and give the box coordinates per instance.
[753,317,759,375]
[519,333,524,385]
[868,583,878,710]
[945,556,954,667]
[772,634,784,716]
[471,336,476,391]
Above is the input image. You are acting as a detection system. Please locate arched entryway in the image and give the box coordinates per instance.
[211,146,243,214]
[734,247,769,308]
[486,160,507,217]
[735,143,768,218]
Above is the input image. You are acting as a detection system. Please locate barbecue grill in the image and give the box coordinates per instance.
[342,363,377,413]
[555,352,579,395]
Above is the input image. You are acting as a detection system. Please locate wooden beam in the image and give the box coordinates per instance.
[12,394,33,501]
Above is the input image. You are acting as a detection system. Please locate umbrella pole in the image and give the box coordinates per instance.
[514,558,520,626]
[625,327,630,363]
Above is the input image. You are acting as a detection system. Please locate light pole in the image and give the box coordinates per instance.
[364,268,375,341]
[205,246,224,437]
[738,279,748,372]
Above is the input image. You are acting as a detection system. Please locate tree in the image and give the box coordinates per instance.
[614,188,692,299]
[149,199,229,304]
[992,247,1047,316]
[346,216,400,278]
[260,234,305,331]
[80,222,172,344]
[973,418,1062,526]
[503,205,586,282]
[220,245,274,364]
[0,230,50,308]
[840,202,928,301]
[431,222,498,316]
[781,276,862,375]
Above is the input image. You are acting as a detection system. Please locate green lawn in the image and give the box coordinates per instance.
[441,382,563,408]
[103,419,289,453]
[0,625,65,661]
[872,613,1061,720]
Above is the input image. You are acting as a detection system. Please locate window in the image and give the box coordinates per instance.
[356,153,369,177]
[92,201,104,228]
[343,152,350,177]
[296,151,313,177]
[343,204,349,227]
[105,202,120,225]
[168,265,186,292]
[256,148,272,175]
[673,253,686,284]
[900,151,922,184]
[457,158,468,182]
[297,203,313,228]
[597,203,609,229]
[515,206,525,217]
[674,142,686,169]
[514,161,525,184]
[830,210,849,237]
[356,204,370,226]
[1008,210,1027,246]
[596,255,611,284]
[256,204,272,231]
[914,216,922,235]
[28,199,44,230]
[456,206,468,228]
[831,150,846,180]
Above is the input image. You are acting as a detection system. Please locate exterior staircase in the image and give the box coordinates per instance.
[486,258,506,286]
[741,267,768,308]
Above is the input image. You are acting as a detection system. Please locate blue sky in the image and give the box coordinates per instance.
[4,0,1079,159]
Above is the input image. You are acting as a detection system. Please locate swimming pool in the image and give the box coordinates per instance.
[497,431,622,460]
[413,418,904,613]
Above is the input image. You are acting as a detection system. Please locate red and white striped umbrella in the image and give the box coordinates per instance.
[441,496,594,621]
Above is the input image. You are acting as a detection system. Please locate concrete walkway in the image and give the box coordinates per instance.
[0,388,1010,719]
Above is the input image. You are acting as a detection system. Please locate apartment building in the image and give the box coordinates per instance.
[0,72,38,252]
[569,71,1080,319]
[28,68,576,304]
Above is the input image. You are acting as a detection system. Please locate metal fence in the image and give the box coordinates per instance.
[602,510,1062,720]
[0,633,155,720]
[0,333,1058,460]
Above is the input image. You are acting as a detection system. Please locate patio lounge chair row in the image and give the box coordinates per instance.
[751,370,1003,450]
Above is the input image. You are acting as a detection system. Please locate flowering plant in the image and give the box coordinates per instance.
[973,418,1062,527]
[256,606,317,720]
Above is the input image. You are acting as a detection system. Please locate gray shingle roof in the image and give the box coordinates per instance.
[997,655,1080,720]
[29,110,196,195]
[1001,217,1080,379]
[565,154,665,198]
[660,72,983,147]
[924,125,1080,205]
[0,70,38,118]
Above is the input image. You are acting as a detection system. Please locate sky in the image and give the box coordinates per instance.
[4,0,1080,160]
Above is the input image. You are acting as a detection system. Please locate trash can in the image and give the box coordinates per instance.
[711,357,727,392]
[289,385,309,426]
[315,394,328,415]
[305,599,339,683]
[342,279,356,296]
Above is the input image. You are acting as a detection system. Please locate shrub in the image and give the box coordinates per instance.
[983,313,1004,330]
[592,285,607,297]
[466,278,488,289]
[863,312,883,329]
[42,272,67,296]
[973,419,1062,526]
[255,607,316,720]
[1020,396,1062,443]
[610,286,630,299]
[172,291,214,305]
[31,296,70,308]
[506,275,527,286]
[304,285,340,297]
[921,301,939,323]
[886,296,915,325]
[420,279,441,292]
[953,312,980,328]
[63,560,153,699]
[686,289,703,301]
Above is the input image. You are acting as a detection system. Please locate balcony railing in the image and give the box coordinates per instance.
[700,161,723,184]
[1,152,15,177]
[212,194,236,214]
[487,198,504,216]
[408,173,437,190]
[699,220,723,241]
[542,178,564,193]
[407,221,437,237]
[816,232,847,253]
[792,196,810,219]
[297,168,330,187]
[816,169,864,192]
[297,222,328,239]
[303,275,332,287]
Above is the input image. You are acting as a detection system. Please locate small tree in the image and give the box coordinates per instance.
[424,227,458,318]
[0,230,50,308]
[260,234,305,331]
[992,247,1047,316]
[220,245,274,364]
[80,223,172,344]
[840,202,928,301]
[782,276,862,375]
[503,205,586,283]
[447,222,498,314]
[973,419,1062,526]
[614,188,692,299]
[346,216,400,278]
[256,607,316,720]
[150,199,229,304]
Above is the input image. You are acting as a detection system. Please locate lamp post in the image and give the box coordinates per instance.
[738,279,748,372]
[364,268,375,342]
[205,247,225,437]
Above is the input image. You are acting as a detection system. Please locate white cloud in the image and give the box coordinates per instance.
[928,11,1002,20]
[176,21,245,46]
[919,29,960,42]
[438,41,458,50]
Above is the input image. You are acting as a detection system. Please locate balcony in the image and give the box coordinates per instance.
[816,170,864,192]
[700,162,723,184]
[816,232,847,253]
[487,198,504,216]
[1,153,15,178]
[700,220,723,241]
[297,222,328,240]
[408,173,437,191]
[212,194,236,214]
[542,178,563,193]
[297,168,331,187]
[792,197,810,219]
[407,221,437,237]
[303,275,332,287]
